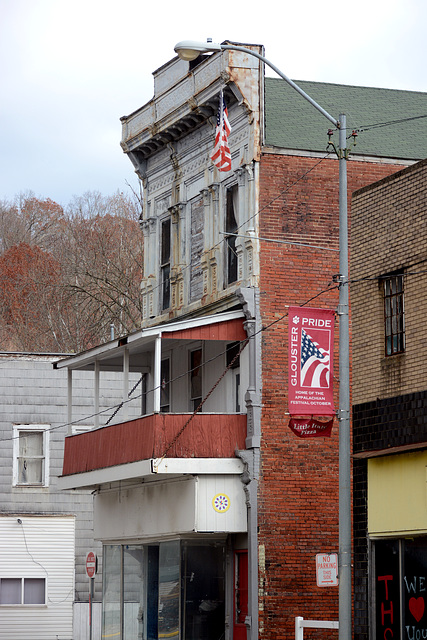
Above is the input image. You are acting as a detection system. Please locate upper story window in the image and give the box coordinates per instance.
[190,197,204,302]
[227,342,241,412]
[12,425,49,487]
[383,272,405,356]
[160,358,170,413]
[160,218,171,311]
[225,185,238,286]
[190,348,203,411]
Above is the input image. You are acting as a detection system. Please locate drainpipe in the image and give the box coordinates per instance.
[237,288,262,640]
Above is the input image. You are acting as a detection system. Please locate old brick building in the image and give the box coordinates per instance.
[58,43,427,640]
[351,158,427,640]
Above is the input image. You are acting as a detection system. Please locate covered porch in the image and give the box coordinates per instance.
[56,310,251,486]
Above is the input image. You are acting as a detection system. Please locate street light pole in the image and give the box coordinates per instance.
[175,40,351,640]
[338,112,351,640]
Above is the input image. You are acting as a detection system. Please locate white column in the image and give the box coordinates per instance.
[67,369,73,435]
[154,334,161,413]
[123,348,129,420]
[94,361,100,428]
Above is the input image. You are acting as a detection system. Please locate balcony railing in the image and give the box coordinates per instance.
[62,412,247,477]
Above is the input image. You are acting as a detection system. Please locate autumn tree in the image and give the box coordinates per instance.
[0,189,143,353]
[0,243,63,351]
[0,193,65,253]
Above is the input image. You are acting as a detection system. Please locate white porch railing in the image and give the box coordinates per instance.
[295,616,339,640]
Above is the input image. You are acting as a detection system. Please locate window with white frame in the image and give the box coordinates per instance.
[0,577,46,605]
[13,425,49,487]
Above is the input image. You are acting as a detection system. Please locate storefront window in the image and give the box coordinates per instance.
[158,541,180,640]
[123,545,144,640]
[103,545,121,639]
[374,536,427,639]
[102,540,225,640]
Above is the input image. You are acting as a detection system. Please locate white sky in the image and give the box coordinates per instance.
[1,0,426,207]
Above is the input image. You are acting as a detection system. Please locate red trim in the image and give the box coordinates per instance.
[234,550,248,640]
[166,318,246,341]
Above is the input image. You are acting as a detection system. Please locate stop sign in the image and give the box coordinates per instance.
[86,551,97,578]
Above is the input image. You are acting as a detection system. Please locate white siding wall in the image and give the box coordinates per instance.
[0,515,74,640]
[0,354,142,605]
[94,475,247,542]
[73,602,102,640]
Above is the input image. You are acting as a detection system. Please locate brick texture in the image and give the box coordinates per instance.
[351,159,427,640]
[256,152,406,640]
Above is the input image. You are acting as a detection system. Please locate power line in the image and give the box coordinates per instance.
[138,152,333,301]
[354,113,427,133]
[0,279,339,444]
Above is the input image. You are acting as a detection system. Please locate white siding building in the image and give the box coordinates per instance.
[0,515,74,640]
[0,353,140,640]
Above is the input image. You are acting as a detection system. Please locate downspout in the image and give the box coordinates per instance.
[237,287,262,640]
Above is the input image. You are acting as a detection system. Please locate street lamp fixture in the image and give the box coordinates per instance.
[175,39,351,640]
[174,39,222,60]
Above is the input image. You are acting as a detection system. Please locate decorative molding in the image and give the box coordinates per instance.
[168,202,186,224]
[210,183,220,201]
[140,217,156,236]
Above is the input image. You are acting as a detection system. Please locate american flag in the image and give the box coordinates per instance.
[300,329,330,388]
[211,91,231,171]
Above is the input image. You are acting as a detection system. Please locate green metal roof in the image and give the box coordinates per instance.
[264,77,427,161]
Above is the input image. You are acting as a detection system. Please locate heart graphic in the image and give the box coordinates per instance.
[409,597,425,622]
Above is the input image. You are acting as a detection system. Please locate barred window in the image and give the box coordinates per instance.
[384,272,405,356]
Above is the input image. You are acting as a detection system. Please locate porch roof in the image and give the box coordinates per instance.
[53,310,246,372]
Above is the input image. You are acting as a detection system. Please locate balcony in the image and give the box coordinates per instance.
[56,310,251,490]
[62,412,247,477]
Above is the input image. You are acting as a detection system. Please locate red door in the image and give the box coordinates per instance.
[234,550,248,640]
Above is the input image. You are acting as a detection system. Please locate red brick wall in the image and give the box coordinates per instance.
[257,153,408,640]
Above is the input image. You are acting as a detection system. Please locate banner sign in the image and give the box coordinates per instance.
[288,307,335,416]
[288,416,334,438]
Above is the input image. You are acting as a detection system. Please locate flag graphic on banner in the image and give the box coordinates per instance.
[211,92,231,171]
[301,328,330,388]
[288,307,335,416]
